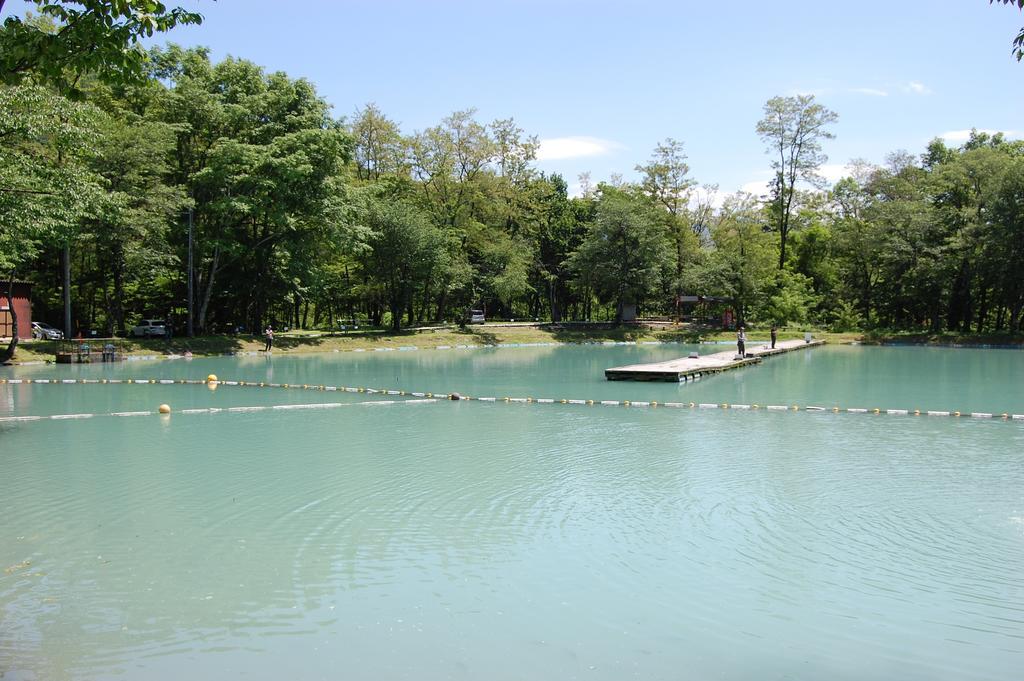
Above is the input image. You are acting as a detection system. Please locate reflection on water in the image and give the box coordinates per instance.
[1,346,1024,680]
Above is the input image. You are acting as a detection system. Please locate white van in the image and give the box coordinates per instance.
[468,310,485,324]
[131,319,167,338]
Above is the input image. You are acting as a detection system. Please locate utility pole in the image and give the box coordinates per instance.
[187,206,194,337]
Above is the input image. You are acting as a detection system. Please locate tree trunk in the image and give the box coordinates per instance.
[390,300,402,332]
[1,276,19,364]
[63,241,72,337]
[435,290,449,324]
[197,246,220,333]
[111,244,126,335]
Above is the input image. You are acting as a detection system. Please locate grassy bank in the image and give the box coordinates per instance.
[6,324,1020,364]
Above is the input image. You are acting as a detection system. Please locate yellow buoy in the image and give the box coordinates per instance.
[206,374,218,383]
[158,404,171,414]
[207,382,218,391]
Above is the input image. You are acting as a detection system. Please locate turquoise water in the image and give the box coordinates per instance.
[2,345,1023,680]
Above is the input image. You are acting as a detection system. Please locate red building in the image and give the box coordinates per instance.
[0,281,33,340]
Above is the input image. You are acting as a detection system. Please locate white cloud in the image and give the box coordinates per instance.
[536,136,622,161]
[850,87,888,97]
[737,164,855,197]
[905,81,931,95]
[740,179,772,196]
[939,128,1022,144]
[819,164,854,184]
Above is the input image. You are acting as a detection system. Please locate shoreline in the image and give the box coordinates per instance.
[3,325,1022,365]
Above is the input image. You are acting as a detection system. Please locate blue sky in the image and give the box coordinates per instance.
[5,0,1022,196]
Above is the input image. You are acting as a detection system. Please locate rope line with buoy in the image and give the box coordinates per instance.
[1,376,1022,424]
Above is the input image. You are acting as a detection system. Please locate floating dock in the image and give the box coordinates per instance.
[54,340,127,363]
[605,338,826,382]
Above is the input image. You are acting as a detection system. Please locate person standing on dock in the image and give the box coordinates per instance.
[737,326,747,358]
[770,325,777,349]
[264,325,274,352]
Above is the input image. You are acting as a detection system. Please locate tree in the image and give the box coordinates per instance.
[636,138,700,301]
[85,114,187,334]
[0,0,204,96]
[756,94,838,269]
[702,193,776,325]
[566,187,669,324]
[991,0,1024,61]
[0,84,101,361]
[151,49,353,332]
[988,157,1024,330]
[350,103,406,181]
[830,173,885,326]
[1,1,201,347]
[359,196,442,331]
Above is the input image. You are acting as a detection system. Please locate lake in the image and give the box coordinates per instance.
[2,344,1023,680]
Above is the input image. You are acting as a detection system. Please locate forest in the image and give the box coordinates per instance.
[3,7,1024,342]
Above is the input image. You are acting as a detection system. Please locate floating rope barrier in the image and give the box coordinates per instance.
[1,376,1022,423]
[0,398,438,423]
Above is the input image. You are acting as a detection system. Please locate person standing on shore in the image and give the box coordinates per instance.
[737,326,746,358]
[770,325,777,349]
[264,325,274,352]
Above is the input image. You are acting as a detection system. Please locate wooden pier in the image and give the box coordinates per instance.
[605,338,826,382]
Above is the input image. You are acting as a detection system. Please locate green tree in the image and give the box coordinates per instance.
[831,174,885,326]
[85,114,187,333]
[991,0,1024,61]
[760,270,819,326]
[988,157,1024,329]
[756,94,838,269]
[702,193,776,325]
[0,84,101,360]
[358,196,442,331]
[0,0,204,95]
[635,138,701,302]
[567,186,669,324]
[350,103,407,181]
[151,49,353,332]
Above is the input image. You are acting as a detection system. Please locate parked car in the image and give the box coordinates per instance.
[467,309,486,324]
[130,319,167,338]
[31,321,63,340]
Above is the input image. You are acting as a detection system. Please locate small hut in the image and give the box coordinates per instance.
[0,281,32,340]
